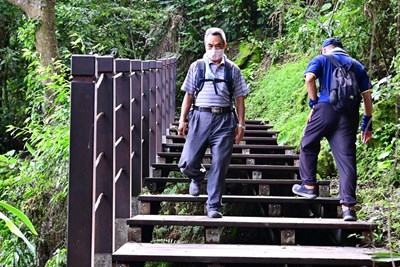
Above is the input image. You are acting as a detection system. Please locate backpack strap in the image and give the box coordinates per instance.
[193,58,235,105]
[194,59,206,99]
[325,54,355,70]
[325,54,341,68]
[224,60,234,100]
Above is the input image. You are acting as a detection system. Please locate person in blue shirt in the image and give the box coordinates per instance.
[177,27,248,218]
[292,38,373,221]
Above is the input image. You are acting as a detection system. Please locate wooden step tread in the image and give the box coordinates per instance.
[173,118,268,125]
[138,194,339,205]
[163,143,296,150]
[145,177,327,185]
[157,152,299,159]
[244,119,268,124]
[165,135,278,141]
[163,143,295,150]
[171,122,274,129]
[169,127,280,136]
[243,129,280,135]
[113,242,387,265]
[152,163,299,171]
[127,215,376,230]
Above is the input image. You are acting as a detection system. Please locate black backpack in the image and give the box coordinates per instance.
[194,59,234,101]
[324,54,361,113]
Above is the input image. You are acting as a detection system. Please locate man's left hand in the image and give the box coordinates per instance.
[235,127,245,144]
[361,131,372,144]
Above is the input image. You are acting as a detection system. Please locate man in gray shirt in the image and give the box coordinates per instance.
[177,27,248,218]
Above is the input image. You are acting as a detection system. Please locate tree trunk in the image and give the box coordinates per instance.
[7,0,58,109]
[6,0,58,69]
[398,0,400,49]
[278,4,284,38]
[368,2,376,75]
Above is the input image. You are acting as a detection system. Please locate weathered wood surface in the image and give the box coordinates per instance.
[165,135,279,144]
[157,152,299,159]
[127,215,376,230]
[168,127,280,137]
[113,242,387,265]
[151,163,299,171]
[144,178,326,185]
[163,143,295,151]
[138,194,339,204]
[171,121,275,130]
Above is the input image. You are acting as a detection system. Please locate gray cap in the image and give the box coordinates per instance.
[204,27,227,44]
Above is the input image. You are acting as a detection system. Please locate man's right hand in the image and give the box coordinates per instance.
[178,120,186,136]
[360,115,372,144]
[307,109,314,123]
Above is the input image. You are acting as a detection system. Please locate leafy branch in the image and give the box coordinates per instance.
[0,201,38,255]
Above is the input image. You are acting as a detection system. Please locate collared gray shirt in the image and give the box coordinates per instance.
[181,54,248,107]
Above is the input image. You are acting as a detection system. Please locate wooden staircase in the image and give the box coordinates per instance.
[113,119,389,267]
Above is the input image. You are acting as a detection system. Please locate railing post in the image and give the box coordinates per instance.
[170,58,177,124]
[68,55,96,267]
[130,60,142,197]
[148,60,157,166]
[114,59,132,249]
[164,59,171,132]
[161,59,167,135]
[141,61,150,182]
[94,56,114,265]
[155,61,163,156]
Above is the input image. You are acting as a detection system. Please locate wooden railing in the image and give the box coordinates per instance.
[67,55,177,266]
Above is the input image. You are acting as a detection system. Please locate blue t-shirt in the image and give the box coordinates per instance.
[304,49,372,103]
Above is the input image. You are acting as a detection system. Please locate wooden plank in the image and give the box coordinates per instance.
[137,194,339,205]
[157,152,299,160]
[113,243,388,265]
[151,163,299,171]
[127,215,377,230]
[165,135,278,142]
[173,118,268,125]
[162,143,295,150]
[168,127,280,137]
[244,129,280,136]
[144,177,328,185]
[68,58,96,267]
[244,119,268,124]
[170,122,274,130]
[95,56,114,254]
[130,60,143,196]
[114,59,132,218]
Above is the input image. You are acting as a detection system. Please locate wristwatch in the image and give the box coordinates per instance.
[237,124,246,130]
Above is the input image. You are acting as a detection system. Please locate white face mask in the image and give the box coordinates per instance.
[206,49,224,61]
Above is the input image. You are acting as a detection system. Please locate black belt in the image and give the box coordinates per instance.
[193,106,232,114]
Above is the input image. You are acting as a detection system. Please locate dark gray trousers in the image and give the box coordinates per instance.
[299,103,359,206]
[178,110,236,211]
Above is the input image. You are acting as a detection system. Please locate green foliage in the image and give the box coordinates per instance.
[0,3,32,154]
[0,201,37,254]
[44,248,67,267]
[354,72,400,251]
[246,57,309,147]
[1,50,70,265]
[56,0,164,58]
